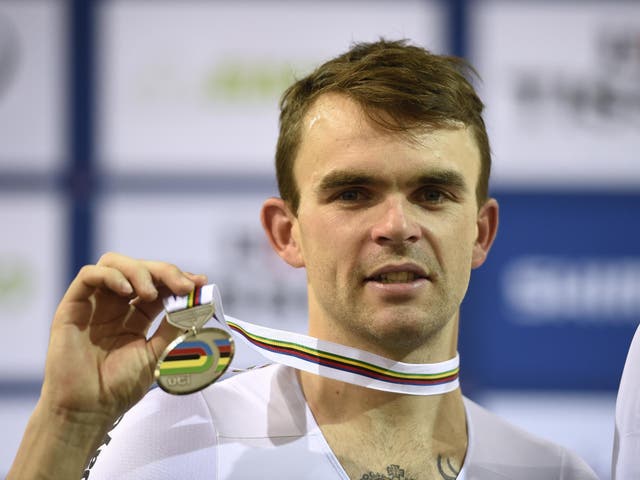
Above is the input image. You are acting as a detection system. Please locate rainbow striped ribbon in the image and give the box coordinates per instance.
[223,315,459,396]
[165,285,460,396]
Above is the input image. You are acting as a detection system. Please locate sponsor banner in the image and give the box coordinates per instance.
[0,0,65,168]
[470,1,640,188]
[95,192,309,370]
[0,193,66,379]
[97,0,445,174]
[461,192,640,391]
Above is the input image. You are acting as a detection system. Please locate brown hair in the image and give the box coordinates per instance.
[275,39,491,214]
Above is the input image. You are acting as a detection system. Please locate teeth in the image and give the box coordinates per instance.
[376,272,418,283]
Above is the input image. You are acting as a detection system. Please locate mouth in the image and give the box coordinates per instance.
[365,265,430,284]
[369,271,423,284]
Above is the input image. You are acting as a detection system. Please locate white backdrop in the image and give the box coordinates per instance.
[97,0,446,173]
[0,0,66,169]
[471,0,640,189]
[0,194,66,379]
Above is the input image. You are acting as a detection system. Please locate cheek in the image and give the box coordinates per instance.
[301,209,356,249]
[436,213,478,268]
[297,218,336,269]
[298,215,362,281]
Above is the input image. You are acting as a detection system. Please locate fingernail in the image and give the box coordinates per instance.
[121,281,133,294]
[146,281,158,298]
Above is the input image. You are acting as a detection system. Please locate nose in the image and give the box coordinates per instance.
[371,196,422,245]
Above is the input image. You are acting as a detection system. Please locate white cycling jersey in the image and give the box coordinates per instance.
[613,324,640,479]
[84,364,597,480]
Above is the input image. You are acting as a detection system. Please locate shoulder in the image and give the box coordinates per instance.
[463,398,598,480]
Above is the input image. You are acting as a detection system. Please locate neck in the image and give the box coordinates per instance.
[299,369,465,430]
[302,308,465,427]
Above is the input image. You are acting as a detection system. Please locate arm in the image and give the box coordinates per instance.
[7,252,206,480]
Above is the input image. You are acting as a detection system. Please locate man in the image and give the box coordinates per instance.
[8,40,597,479]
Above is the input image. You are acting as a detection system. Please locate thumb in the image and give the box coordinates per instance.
[148,316,183,362]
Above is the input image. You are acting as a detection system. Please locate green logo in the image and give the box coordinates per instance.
[0,258,31,303]
[203,60,310,102]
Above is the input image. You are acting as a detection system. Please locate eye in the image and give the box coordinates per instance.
[416,188,448,205]
[339,190,360,201]
[335,188,368,202]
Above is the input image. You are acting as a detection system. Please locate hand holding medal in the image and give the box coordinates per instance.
[155,284,235,394]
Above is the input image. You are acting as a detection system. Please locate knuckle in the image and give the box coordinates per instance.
[148,260,182,277]
[167,263,182,275]
[78,264,95,277]
[97,251,118,265]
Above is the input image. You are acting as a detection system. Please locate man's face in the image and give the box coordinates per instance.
[288,93,493,358]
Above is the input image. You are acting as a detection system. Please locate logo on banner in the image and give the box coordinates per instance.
[0,257,32,306]
[135,59,307,105]
[513,26,640,128]
[203,59,303,102]
[502,256,640,324]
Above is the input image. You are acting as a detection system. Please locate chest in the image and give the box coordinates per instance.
[320,422,464,480]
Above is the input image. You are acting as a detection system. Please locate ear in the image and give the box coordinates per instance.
[260,197,305,268]
[471,198,499,269]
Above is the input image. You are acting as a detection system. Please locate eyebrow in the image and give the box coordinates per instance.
[316,168,469,193]
[411,170,468,191]
[316,171,385,193]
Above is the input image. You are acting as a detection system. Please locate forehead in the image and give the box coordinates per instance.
[294,93,481,189]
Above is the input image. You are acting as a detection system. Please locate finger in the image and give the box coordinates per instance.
[184,272,209,286]
[61,265,133,304]
[121,303,156,335]
[94,253,210,323]
[128,284,195,325]
[127,262,199,320]
[97,252,160,302]
[142,260,198,295]
[127,269,207,322]
[128,295,165,325]
[97,253,207,299]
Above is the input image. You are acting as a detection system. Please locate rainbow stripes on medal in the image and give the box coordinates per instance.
[225,316,460,396]
[213,337,233,373]
[158,337,232,376]
[158,340,213,375]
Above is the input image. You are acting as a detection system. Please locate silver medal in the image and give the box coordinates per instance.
[156,285,234,394]
[155,327,234,395]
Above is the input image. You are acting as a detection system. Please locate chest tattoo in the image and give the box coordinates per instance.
[360,464,415,480]
[359,456,460,480]
[437,455,460,479]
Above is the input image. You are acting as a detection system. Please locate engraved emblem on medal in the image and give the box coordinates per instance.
[155,285,235,395]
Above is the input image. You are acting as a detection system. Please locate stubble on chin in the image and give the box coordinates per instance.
[319,284,459,358]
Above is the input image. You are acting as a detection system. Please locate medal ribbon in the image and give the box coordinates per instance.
[164,285,460,396]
